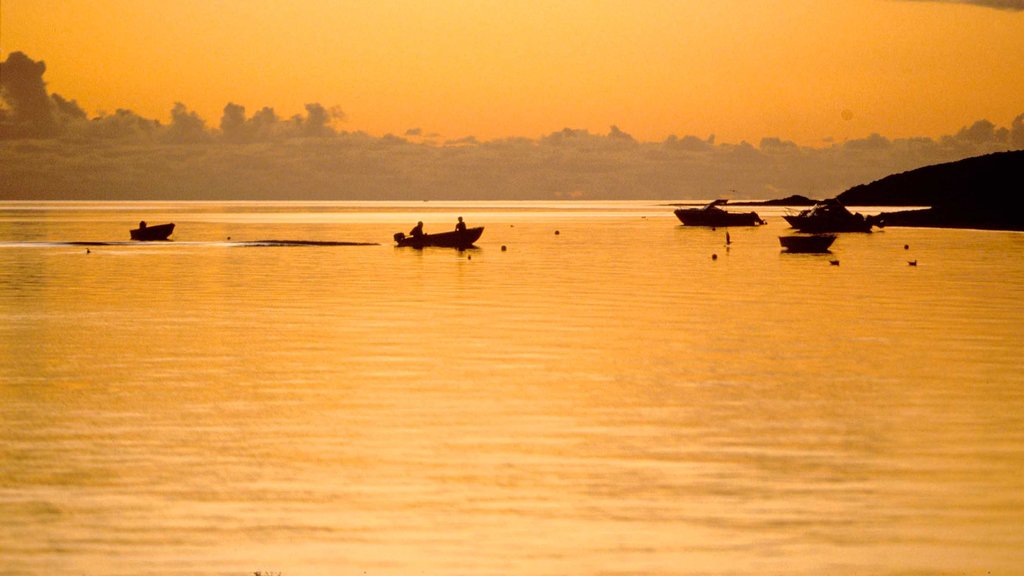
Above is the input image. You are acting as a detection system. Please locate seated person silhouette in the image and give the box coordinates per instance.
[409,221,424,238]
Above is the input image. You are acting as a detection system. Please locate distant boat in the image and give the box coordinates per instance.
[783,199,873,233]
[130,222,175,241]
[393,227,484,249]
[779,234,837,253]
[674,199,766,227]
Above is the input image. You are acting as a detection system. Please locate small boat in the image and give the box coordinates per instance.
[393,227,484,249]
[674,199,765,227]
[130,222,175,241]
[779,234,837,253]
[783,199,873,233]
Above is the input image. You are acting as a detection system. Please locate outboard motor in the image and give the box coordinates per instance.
[393,232,406,242]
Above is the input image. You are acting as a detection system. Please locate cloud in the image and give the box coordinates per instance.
[83,109,161,140]
[166,102,210,143]
[1012,114,1024,148]
[1,52,57,138]
[1,50,1022,201]
[897,0,1024,10]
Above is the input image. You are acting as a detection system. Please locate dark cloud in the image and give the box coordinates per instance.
[1012,114,1024,148]
[664,134,715,151]
[84,109,161,140]
[166,103,209,143]
[844,133,893,151]
[219,102,248,141]
[1,52,59,138]
[608,125,636,143]
[51,94,87,121]
[759,137,800,153]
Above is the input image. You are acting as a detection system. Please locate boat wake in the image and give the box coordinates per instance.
[0,240,379,248]
[242,240,379,247]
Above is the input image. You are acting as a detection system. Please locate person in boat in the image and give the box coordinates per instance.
[139,220,147,229]
[409,221,424,238]
[455,216,466,232]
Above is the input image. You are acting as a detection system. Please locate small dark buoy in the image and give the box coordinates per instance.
[908,260,917,266]
[227,236,231,241]
[904,244,909,250]
[725,231,731,245]
[555,230,560,235]
[830,259,840,266]
[711,253,718,260]
[501,245,507,251]
[467,255,472,261]
[85,248,91,254]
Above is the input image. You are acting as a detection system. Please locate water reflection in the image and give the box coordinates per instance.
[1,202,1023,576]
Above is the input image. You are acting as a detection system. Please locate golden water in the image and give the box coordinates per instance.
[2,201,1023,576]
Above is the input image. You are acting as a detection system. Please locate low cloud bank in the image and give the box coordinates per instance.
[2,51,1022,200]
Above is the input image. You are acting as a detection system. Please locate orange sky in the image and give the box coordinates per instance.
[2,0,1023,146]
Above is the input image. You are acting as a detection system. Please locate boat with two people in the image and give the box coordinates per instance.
[674,199,766,227]
[394,218,483,249]
[783,199,875,233]
[130,221,175,241]
[778,234,837,253]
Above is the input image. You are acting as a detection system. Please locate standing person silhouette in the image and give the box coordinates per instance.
[455,217,466,232]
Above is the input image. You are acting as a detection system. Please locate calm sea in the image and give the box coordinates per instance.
[2,201,1023,576]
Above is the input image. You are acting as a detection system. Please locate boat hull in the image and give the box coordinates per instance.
[130,223,175,241]
[395,227,483,249]
[779,234,837,253]
[674,208,765,227]
[783,215,872,233]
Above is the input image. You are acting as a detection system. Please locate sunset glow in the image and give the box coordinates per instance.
[4,0,1023,146]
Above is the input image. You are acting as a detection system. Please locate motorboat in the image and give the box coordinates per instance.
[782,199,873,233]
[393,227,484,249]
[674,200,766,227]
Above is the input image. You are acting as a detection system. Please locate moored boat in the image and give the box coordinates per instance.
[394,227,484,249]
[783,199,873,233]
[130,222,175,241]
[674,199,765,227]
[779,234,837,253]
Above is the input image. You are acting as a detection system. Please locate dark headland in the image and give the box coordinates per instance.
[836,150,1023,231]
[739,150,1023,231]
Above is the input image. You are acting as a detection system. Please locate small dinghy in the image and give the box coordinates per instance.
[779,234,836,253]
[130,222,175,241]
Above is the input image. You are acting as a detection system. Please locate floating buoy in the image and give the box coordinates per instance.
[908,260,917,266]
[555,230,560,235]
[501,245,507,251]
[830,259,840,266]
[904,244,909,250]
[711,253,718,260]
